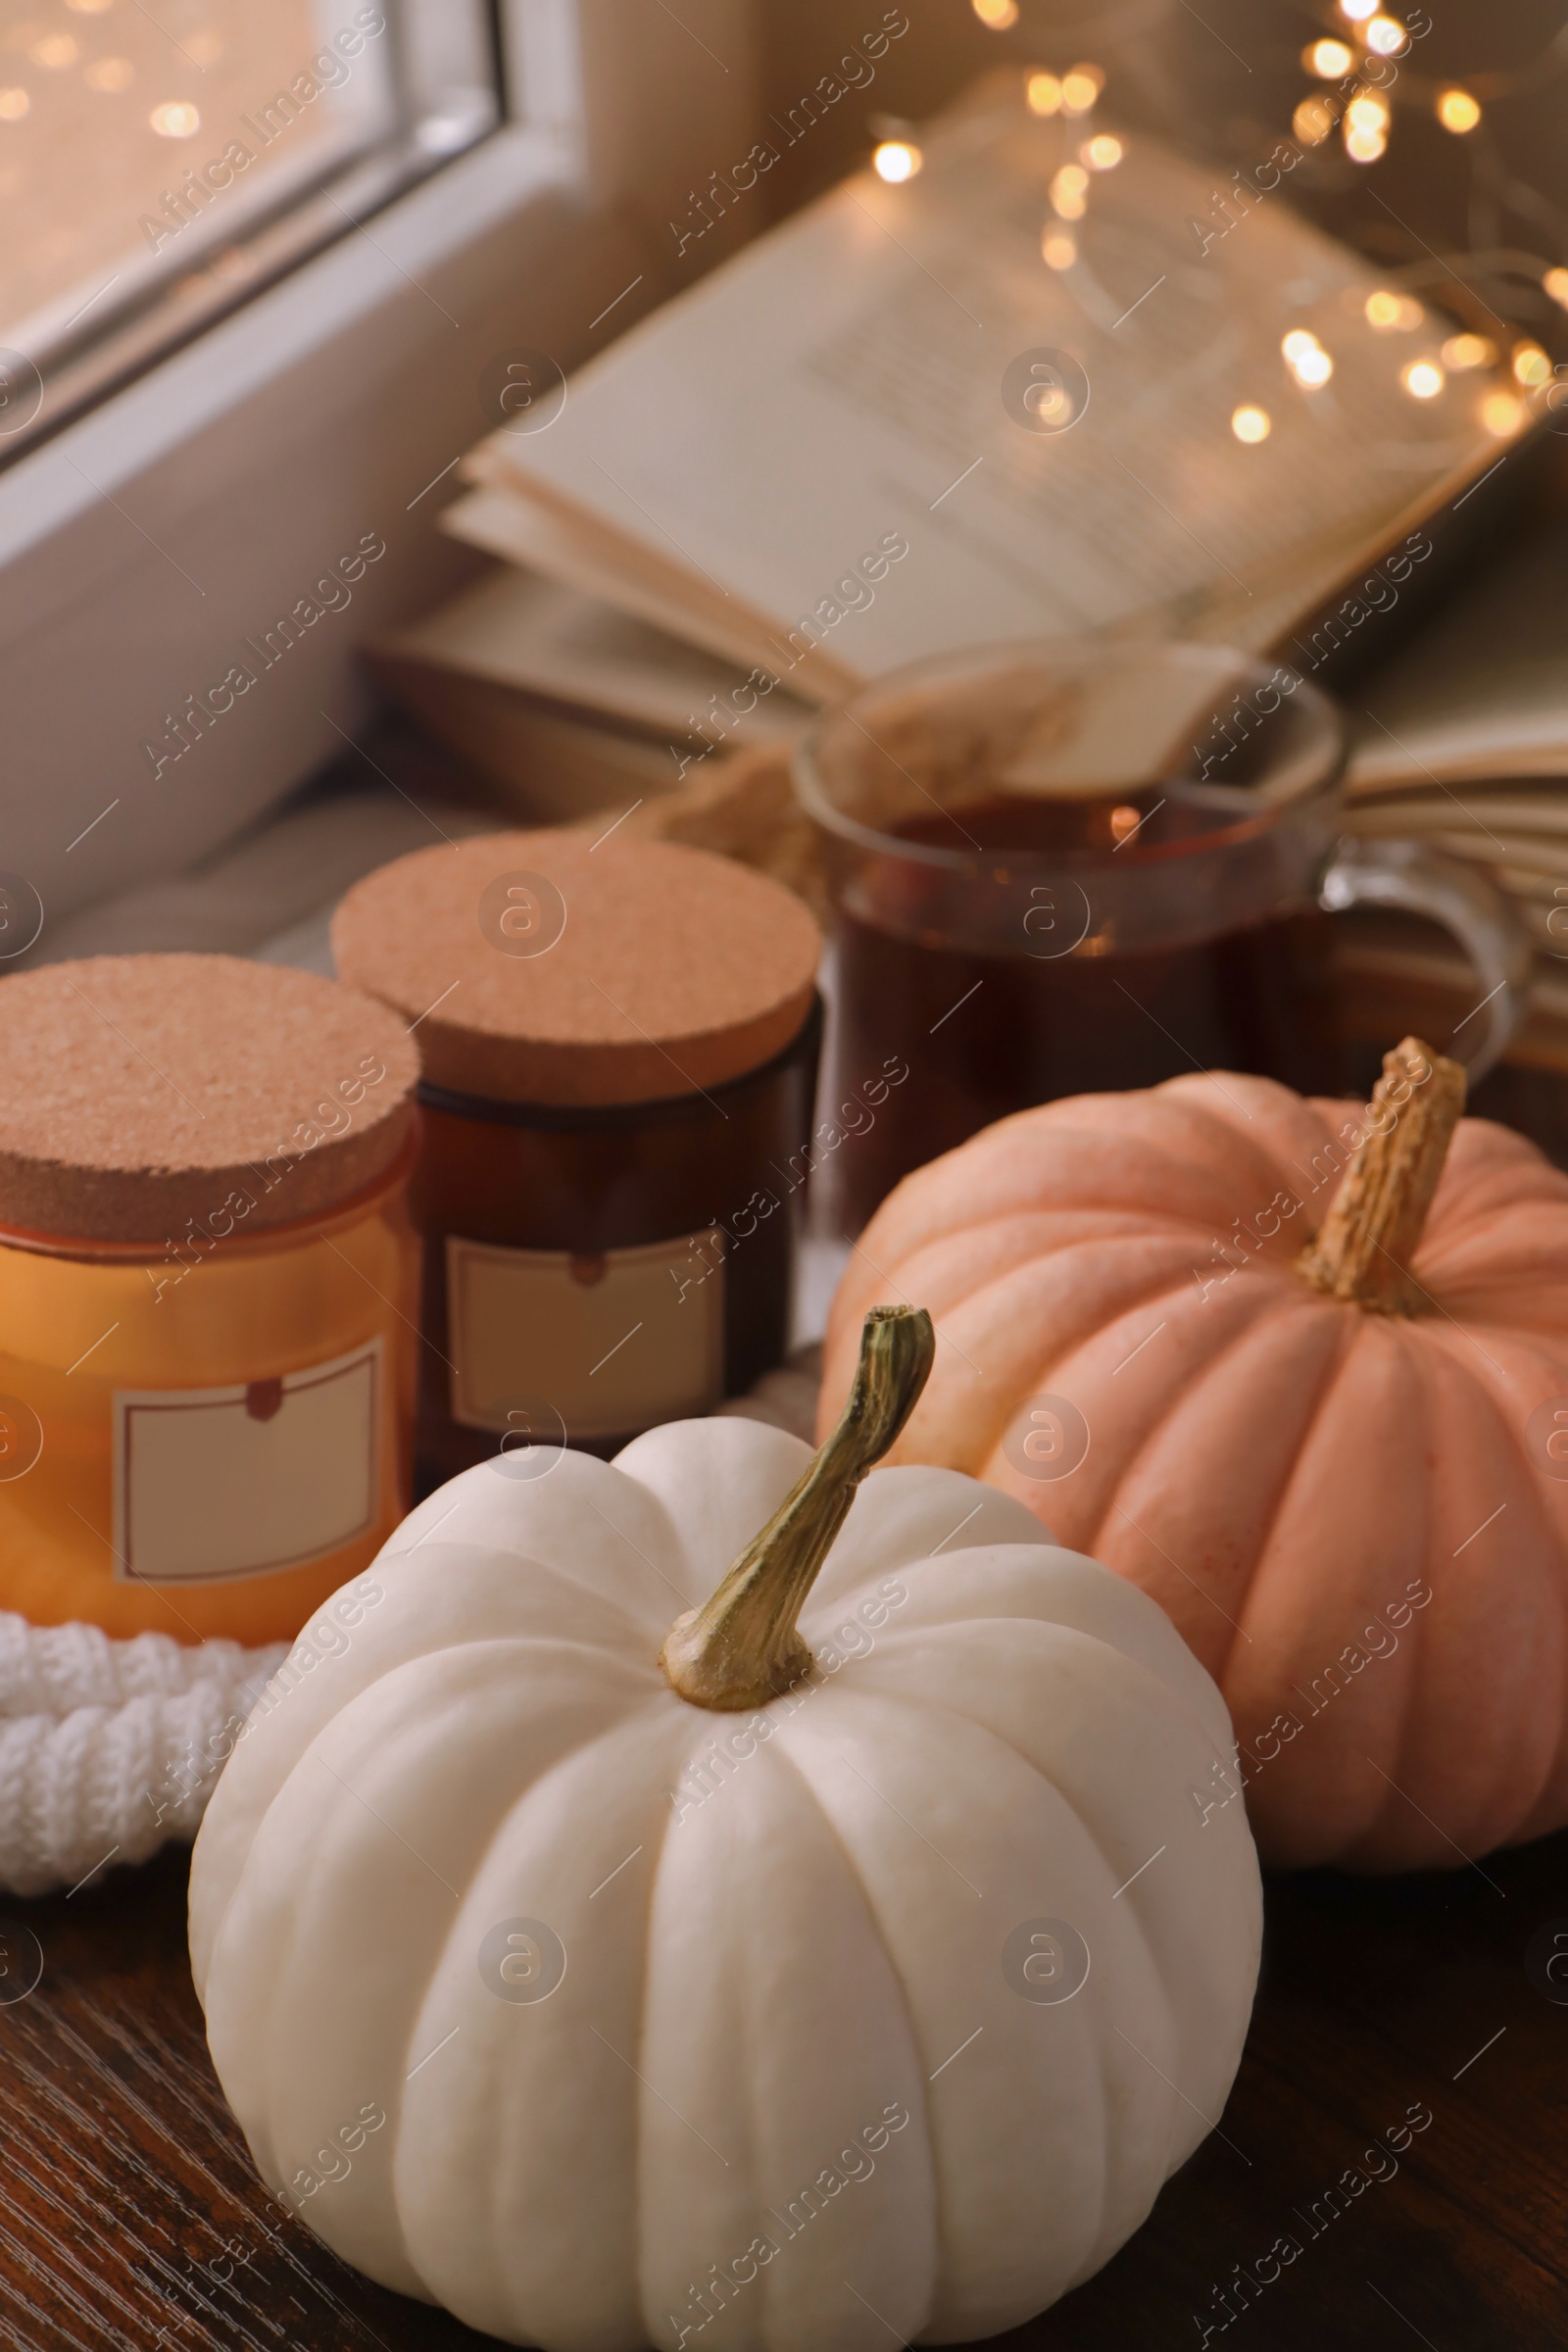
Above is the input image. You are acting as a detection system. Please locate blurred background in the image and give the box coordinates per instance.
[10,1,1568,369]
[1,0,1565,1005]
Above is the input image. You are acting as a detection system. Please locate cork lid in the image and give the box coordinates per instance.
[0,956,419,1244]
[331,830,822,1107]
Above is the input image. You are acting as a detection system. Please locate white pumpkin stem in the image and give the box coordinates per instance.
[1296,1035,1466,1314]
[661,1305,936,1711]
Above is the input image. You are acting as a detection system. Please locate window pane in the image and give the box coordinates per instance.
[0,0,498,447]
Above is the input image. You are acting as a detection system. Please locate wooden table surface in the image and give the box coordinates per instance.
[0,1826,1562,2352]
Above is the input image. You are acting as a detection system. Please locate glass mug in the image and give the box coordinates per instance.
[794,639,1531,1236]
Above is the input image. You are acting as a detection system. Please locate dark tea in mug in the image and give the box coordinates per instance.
[796,642,1525,1235]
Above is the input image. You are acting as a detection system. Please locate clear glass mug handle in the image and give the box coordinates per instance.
[1319,837,1533,1085]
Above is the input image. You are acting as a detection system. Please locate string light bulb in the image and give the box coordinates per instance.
[1347,92,1392,131]
[1436,88,1482,132]
[1304,38,1353,74]
[1339,0,1378,19]
[1512,341,1551,386]
[1293,95,1334,144]
[149,99,200,136]
[1082,132,1122,170]
[1051,162,1089,219]
[1400,358,1445,399]
[1365,289,1423,330]
[1442,332,1495,369]
[1282,329,1333,387]
[1026,71,1062,115]
[1344,88,1390,162]
[1232,404,1272,443]
[1481,390,1527,435]
[1060,63,1103,114]
[873,138,921,182]
[1365,16,1408,54]
[1042,227,1077,270]
[971,0,1019,27]
[1543,267,1568,311]
[1345,122,1387,162]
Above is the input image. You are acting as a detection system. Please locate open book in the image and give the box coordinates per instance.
[435,72,1524,699]
[369,567,814,819]
[1344,510,1568,957]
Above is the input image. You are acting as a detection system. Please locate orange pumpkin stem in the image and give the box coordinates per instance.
[1296,1036,1466,1314]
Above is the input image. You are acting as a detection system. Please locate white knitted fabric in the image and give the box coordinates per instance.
[0,1614,286,1897]
[0,1352,821,1900]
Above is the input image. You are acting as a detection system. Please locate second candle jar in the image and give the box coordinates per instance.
[333,830,822,1478]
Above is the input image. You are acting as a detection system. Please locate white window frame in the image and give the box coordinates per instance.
[0,0,758,934]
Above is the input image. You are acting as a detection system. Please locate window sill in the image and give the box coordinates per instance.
[0,121,628,940]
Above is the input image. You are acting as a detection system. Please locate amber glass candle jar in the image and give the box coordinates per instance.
[0,956,420,1643]
[332,831,821,1479]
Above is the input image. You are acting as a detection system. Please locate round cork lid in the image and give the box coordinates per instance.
[0,956,419,1244]
[331,830,822,1107]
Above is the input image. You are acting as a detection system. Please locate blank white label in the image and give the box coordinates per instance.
[113,1340,382,1585]
[446,1230,724,1441]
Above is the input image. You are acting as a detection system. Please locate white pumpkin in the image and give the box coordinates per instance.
[190,1309,1260,2351]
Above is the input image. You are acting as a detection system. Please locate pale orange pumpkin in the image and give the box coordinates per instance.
[820,1039,1568,1870]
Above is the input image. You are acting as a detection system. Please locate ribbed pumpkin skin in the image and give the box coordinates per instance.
[190,1420,1260,2349]
[820,1072,1568,1871]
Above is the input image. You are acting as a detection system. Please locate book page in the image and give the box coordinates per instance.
[476,72,1519,678]
[1349,516,1568,791]
[369,663,696,818]
[1353,796,1568,848]
[441,485,860,697]
[378,565,814,741]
